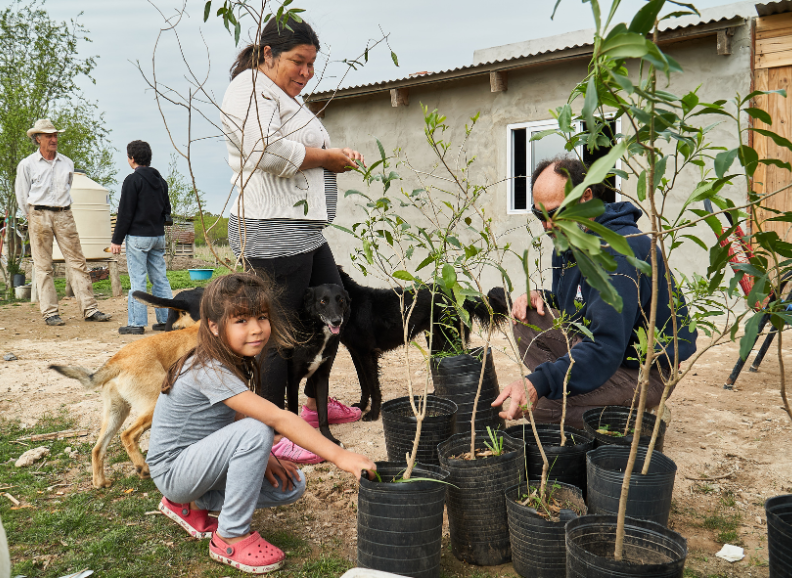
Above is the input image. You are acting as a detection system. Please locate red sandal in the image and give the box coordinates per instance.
[158,497,218,539]
[209,531,285,574]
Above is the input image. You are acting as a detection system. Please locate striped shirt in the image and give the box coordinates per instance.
[229,169,337,259]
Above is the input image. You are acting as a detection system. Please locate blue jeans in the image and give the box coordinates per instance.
[126,235,172,327]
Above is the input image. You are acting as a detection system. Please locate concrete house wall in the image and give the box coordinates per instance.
[317,16,754,291]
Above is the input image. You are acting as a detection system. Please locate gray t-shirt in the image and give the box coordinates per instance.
[146,356,250,478]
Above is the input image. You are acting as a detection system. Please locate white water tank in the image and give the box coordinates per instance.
[52,172,112,261]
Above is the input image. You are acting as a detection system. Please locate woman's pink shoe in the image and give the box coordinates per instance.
[300,397,362,427]
[209,531,285,574]
[159,497,218,539]
[271,437,324,464]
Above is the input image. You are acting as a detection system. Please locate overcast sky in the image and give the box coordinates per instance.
[38,0,740,212]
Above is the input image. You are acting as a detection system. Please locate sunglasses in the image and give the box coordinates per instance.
[531,204,560,222]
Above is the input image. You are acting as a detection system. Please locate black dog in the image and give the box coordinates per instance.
[132,288,204,331]
[337,268,509,422]
[285,283,351,445]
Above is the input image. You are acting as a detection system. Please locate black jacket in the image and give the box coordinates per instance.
[528,201,698,400]
[112,166,172,243]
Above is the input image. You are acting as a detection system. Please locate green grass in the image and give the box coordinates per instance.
[1,415,336,578]
[701,494,742,545]
[51,269,224,299]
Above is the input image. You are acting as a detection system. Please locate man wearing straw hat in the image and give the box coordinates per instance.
[15,118,111,326]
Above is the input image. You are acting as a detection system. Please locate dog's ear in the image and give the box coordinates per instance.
[303,288,316,311]
[341,289,351,309]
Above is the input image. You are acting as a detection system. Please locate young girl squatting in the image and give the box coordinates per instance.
[146,273,376,574]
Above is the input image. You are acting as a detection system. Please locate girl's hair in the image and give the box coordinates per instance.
[162,272,295,395]
[230,18,320,80]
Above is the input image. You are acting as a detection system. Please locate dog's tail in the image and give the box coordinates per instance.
[464,287,512,329]
[132,291,191,311]
[49,364,120,390]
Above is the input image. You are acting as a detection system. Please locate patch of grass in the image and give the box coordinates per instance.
[51,269,225,299]
[702,511,742,544]
[1,415,334,578]
[691,482,716,495]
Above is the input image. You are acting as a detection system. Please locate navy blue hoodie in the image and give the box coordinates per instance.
[527,201,697,400]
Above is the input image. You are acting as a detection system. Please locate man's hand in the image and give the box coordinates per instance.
[492,377,539,420]
[265,455,301,491]
[511,291,545,324]
[110,243,122,255]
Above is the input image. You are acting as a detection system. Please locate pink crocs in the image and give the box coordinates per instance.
[300,397,362,427]
[159,497,218,539]
[271,437,324,464]
[209,531,285,574]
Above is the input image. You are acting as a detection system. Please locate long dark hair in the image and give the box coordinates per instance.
[162,273,295,394]
[230,18,320,80]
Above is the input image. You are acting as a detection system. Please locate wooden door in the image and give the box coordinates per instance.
[753,13,792,243]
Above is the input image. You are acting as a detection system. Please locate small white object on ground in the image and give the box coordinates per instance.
[340,569,409,578]
[14,446,50,467]
[716,544,745,563]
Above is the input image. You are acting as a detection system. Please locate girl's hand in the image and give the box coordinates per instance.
[323,148,356,173]
[335,450,376,481]
[266,455,300,491]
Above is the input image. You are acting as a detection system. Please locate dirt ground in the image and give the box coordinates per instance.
[1,288,790,577]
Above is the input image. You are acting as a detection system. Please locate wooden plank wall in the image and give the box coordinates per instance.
[753,13,792,243]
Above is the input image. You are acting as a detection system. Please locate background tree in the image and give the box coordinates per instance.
[0,0,116,287]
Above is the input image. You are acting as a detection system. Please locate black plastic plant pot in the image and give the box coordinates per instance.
[12,273,26,287]
[566,515,687,578]
[587,446,677,526]
[505,423,594,498]
[765,494,792,577]
[357,461,450,578]
[381,396,458,466]
[437,430,524,566]
[505,480,586,578]
[431,347,504,434]
[582,406,666,452]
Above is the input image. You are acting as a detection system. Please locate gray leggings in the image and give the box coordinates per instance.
[153,418,306,538]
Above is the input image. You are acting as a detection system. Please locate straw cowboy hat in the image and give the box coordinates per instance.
[26,118,65,138]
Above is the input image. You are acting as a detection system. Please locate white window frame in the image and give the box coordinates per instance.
[506,117,622,215]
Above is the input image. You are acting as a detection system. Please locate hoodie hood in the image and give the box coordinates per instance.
[135,166,165,190]
[594,201,643,234]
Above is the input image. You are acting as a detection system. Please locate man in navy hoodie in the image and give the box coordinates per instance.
[493,157,697,429]
[110,140,173,335]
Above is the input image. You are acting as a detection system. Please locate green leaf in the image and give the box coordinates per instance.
[558,198,605,220]
[571,247,623,313]
[626,255,652,275]
[582,75,598,136]
[293,199,309,216]
[551,0,563,19]
[442,264,457,288]
[751,128,792,152]
[555,221,601,254]
[739,312,764,361]
[744,107,772,125]
[559,141,628,210]
[529,128,560,142]
[393,270,414,281]
[376,138,387,163]
[416,255,435,271]
[714,148,739,178]
[363,239,374,264]
[204,1,212,22]
[760,158,792,172]
[738,145,759,177]
[610,71,634,94]
[600,32,650,59]
[629,0,665,35]
[391,51,399,67]
[653,155,668,190]
[636,170,647,201]
[234,21,241,45]
[741,89,787,106]
[585,220,635,257]
[558,104,573,132]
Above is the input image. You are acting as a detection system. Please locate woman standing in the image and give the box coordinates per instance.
[221,19,363,464]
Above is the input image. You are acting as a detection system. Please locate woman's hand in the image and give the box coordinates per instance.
[341,148,365,168]
[265,454,300,491]
[335,450,376,481]
[322,148,359,173]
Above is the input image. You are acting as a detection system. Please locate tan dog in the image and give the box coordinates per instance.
[50,308,199,488]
